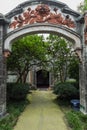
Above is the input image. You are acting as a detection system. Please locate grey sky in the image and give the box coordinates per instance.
[0,0,84,15]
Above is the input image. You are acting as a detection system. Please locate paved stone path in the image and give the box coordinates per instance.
[14,90,69,130]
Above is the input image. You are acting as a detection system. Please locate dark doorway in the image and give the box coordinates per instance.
[36,70,49,88]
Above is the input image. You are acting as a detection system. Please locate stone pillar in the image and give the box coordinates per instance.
[31,70,37,88]
[0,14,9,117]
[79,63,87,114]
[49,72,54,88]
[33,70,37,88]
[79,12,87,114]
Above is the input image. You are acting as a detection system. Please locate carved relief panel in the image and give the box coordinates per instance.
[8,4,76,33]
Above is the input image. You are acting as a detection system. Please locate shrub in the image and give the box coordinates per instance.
[77,112,87,122]
[7,83,30,100]
[66,111,87,130]
[53,82,79,100]
[84,124,87,130]
[66,111,83,130]
[66,80,79,89]
[0,99,29,130]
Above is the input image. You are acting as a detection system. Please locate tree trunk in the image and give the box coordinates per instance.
[60,69,65,82]
[22,69,29,83]
[16,65,28,83]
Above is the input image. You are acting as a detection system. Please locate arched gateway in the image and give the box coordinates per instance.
[0,0,87,116]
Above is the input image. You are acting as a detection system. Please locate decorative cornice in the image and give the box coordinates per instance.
[0,13,9,25]
[76,15,84,24]
[61,6,80,17]
[5,0,81,19]
[5,6,23,19]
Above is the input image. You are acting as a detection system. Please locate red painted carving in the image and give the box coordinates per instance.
[62,15,76,28]
[35,4,50,17]
[53,8,58,14]
[9,16,18,29]
[9,4,76,29]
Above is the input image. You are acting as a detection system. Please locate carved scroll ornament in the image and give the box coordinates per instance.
[9,4,76,29]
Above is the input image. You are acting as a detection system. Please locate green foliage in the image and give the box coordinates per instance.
[46,34,73,82]
[66,111,83,130]
[7,34,78,83]
[66,111,87,130]
[68,55,79,82]
[77,112,87,123]
[66,80,79,89]
[53,82,79,100]
[78,0,87,13]
[7,83,30,100]
[7,35,48,83]
[0,100,29,130]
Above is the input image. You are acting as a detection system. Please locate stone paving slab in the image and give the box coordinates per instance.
[14,90,69,130]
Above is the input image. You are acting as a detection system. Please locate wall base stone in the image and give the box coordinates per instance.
[0,103,6,117]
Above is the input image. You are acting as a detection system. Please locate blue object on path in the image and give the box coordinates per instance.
[70,99,80,110]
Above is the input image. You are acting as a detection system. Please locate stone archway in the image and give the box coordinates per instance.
[0,0,87,116]
[29,66,54,89]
